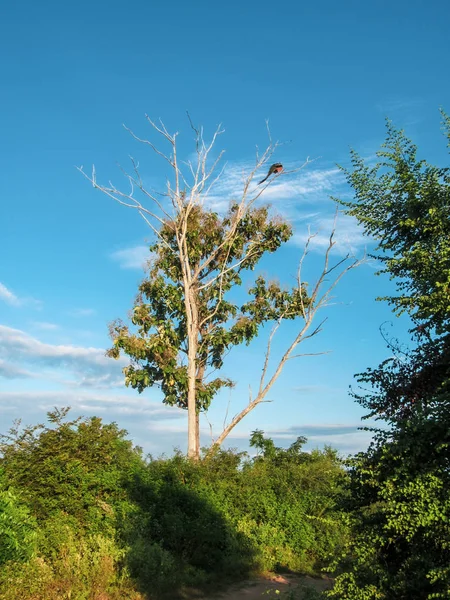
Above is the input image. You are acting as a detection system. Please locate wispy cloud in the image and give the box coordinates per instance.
[0,283,20,306]
[31,321,59,331]
[0,359,38,379]
[375,97,424,128]
[0,389,187,456]
[224,421,375,455]
[106,161,364,259]
[68,308,97,317]
[0,282,42,309]
[259,167,343,203]
[375,96,423,115]
[272,423,370,438]
[126,419,374,457]
[203,162,343,213]
[0,325,125,389]
[110,245,152,270]
[291,384,335,394]
[61,373,125,389]
[291,212,367,256]
[197,161,369,255]
[0,390,182,421]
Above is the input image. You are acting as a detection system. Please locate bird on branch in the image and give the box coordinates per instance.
[258,163,283,185]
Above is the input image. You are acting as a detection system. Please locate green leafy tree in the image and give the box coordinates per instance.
[0,408,144,530]
[337,111,450,333]
[80,116,360,459]
[329,111,450,599]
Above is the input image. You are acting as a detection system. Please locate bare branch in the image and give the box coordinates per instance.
[123,124,175,168]
[208,213,365,454]
[288,351,331,360]
[80,114,363,461]
[259,315,284,396]
[144,114,176,144]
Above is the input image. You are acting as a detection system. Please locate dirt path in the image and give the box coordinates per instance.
[203,574,333,599]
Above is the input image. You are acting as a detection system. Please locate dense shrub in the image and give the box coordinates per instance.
[327,114,450,599]
[0,408,144,532]
[0,410,146,599]
[0,528,142,600]
[0,475,37,566]
[0,410,348,598]
[124,429,348,594]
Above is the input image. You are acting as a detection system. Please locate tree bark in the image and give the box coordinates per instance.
[195,412,200,458]
[186,286,199,460]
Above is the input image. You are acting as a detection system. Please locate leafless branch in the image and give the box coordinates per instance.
[208,216,364,453]
[80,114,362,460]
[123,123,175,169]
[288,351,331,360]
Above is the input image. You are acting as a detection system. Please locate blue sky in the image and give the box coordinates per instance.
[0,0,449,456]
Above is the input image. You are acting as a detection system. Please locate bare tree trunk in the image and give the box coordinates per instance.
[195,412,200,458]
[186,286,199,460]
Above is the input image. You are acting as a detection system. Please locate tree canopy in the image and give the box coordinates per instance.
[82,116,359,458]
[330,111,450,600]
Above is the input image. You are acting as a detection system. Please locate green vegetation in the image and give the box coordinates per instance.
[2,112,449,599]
[328,112,450,599]
[0,410,346,599]
[106,201,304,457]
[88,118,358,459]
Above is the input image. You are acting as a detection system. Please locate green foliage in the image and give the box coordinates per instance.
[0,407,144,530]
[336,110,450,333]
[0,527,142,600]
[0,476,37,566]
[328,428,450,599]
[107,202,309,415]
[0,411,146,599]
[125,432,348,591]
[0,410,347,599]
[250,428,309,463]
[329,112,450,599]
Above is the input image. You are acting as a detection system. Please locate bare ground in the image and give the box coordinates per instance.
[201,574,333,600]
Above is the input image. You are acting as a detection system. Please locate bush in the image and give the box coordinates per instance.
[0,528,142,600]
[0,478,37,566]
[124,432,348,593]
[0,410,145,599]
[0,408,145,533]
[0,411,348,598]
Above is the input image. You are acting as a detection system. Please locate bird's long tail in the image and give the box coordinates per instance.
[258,175,269,185]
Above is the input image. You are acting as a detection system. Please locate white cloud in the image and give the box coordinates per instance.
[62,373,125,389]
[0,282,41,309]
[223,421,375,455]
[0,283,20,306]
[0,389,182,420]
[110,245,152,270]
[0,325,125,388]
[104,162,357,263]
[0,389,188,456]
[142,418,376,457]
[31,321,59,330]
[375,96,423,114]
[0,359,37,379]
[196,161,367,256]
[291,212,368,256]
[68,308,96,317]
[260,167,343,202]
[202,162,343,211]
